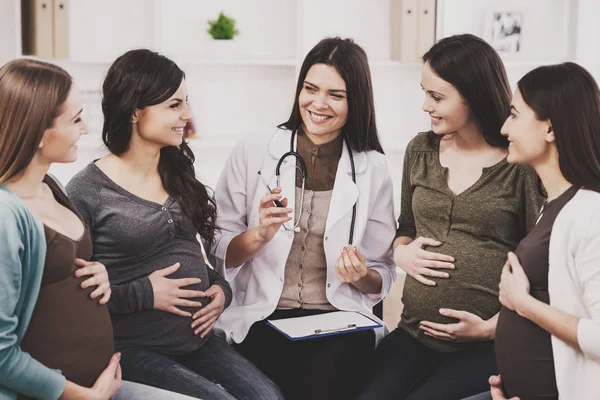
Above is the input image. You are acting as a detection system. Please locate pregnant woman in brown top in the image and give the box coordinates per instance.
[0,59,190,399]
[468,63,600,400]
[359,35,544,400]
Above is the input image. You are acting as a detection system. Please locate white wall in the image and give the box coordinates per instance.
[575,0,600,79]
[0,0,20,65]
[0,0,595,204]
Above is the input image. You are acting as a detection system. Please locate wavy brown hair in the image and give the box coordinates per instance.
[102,49,217,245]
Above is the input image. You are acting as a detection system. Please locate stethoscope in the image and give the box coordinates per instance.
[259,130,357,245]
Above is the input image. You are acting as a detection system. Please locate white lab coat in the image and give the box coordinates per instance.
[210,129,397,344]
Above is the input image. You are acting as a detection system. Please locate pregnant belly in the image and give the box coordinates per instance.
[400,275,501,326]
[21,277,114,388]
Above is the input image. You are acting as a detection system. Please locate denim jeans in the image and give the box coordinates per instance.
[119,333,284,400]
[462,392,492,400]
[358,328,498,400]
[114,381,198,399]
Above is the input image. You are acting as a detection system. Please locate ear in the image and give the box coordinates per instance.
[545,123,555,143]
[131,110,139,124]
[38,129,51,150]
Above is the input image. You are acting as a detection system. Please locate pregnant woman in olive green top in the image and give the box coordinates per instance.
[359,34,544,400]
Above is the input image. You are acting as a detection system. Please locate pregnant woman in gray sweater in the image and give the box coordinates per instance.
[67,49,283,400]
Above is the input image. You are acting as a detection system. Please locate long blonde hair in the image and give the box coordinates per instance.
[0,59,72,183]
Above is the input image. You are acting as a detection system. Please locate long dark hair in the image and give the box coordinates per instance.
[0,59,72,183]
[102,49,217,245]
[279,37,384,154]
[518,62,600,192]
[422,34,511,148]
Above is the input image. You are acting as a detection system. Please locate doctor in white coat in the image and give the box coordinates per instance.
[209,37,397,400]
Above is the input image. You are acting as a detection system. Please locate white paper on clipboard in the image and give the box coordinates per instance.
[267,311,382,341]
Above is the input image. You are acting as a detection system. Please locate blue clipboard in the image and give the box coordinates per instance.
[266,311,382,341]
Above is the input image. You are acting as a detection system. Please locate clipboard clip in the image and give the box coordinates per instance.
[314,324,357,334]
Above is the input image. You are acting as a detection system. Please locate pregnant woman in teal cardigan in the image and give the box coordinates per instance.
[0,59,191,400]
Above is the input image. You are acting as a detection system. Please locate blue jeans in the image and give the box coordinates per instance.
[462,392,492,400]
[114,381,197,399]
[358,328,498,400]
[119,333,283,400]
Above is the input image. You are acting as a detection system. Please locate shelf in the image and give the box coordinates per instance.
[23,56,425,71]
[179,59,297,67]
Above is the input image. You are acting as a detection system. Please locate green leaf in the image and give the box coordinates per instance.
[207,12,240,40]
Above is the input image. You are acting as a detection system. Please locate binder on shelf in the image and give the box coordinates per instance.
[391,0,419,63]
[53,0,69,58]
[266,311,382,341]
[417,0,436,58]
[22,0,54,58]
[21,0,70,58]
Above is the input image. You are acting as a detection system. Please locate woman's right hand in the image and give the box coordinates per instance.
[90,353,122,400]
[393,237,455,286]
[256,188,292,243]
[148,263,205,317]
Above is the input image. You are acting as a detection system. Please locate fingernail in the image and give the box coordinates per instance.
[116,353,121,360]
[74,271,81,277]
[443,273,449,278]
[440,308,447,313]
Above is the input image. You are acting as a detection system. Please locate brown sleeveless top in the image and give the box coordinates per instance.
[20,176,114,389]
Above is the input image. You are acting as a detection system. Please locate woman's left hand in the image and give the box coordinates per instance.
[191,285,226,338]
[499,252,531,314]
[419,309,495,341]
[335,246,368,283]
[490,375,520,400]
[74,258,111,305]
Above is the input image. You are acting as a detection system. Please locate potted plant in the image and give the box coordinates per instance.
[207,12,239,40]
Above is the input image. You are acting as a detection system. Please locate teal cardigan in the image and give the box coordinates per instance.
[0,185,66,400]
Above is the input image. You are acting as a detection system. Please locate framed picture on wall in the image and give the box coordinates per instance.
[484,7,526,59]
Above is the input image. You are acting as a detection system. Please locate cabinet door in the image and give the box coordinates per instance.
[68,0,155,62]
[0,0,21,65]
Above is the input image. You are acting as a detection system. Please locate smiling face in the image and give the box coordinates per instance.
[39,86,87,164]
[298,63,348,144]
[501,88,554,166]
[421,62,473,135]
[132,78,192,148]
